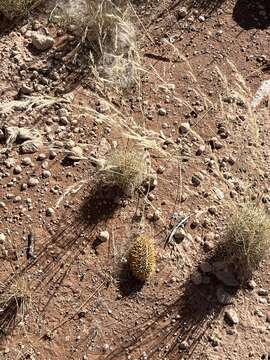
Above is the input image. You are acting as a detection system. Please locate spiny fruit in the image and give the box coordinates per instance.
[128,236,156,281]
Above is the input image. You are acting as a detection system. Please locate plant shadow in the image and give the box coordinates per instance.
[103,244,241,359]
[186,0,227,14]
[118,262,145,297]
[0,179,126,339]
[233,0,270,30]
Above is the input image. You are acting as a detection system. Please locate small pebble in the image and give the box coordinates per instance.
[98,231,110,242]
[46,207,55,216]
[225,309,239,325]
[42,170,51,178]
[28,177,39,187]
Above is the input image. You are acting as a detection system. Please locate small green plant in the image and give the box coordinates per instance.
[100,149,147,195]
[224,204,270,279]
[128,236,156,281]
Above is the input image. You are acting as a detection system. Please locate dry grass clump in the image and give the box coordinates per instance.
[0,0,37,19]
[128,236,156,281]
[224,204,270,279]
[54,0,139,89]
[99,149,147,195]
[0,276,30,337]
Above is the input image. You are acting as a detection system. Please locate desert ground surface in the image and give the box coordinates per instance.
[0,0,270,359]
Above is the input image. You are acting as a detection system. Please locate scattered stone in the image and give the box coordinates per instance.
[20,141,40,154]
[98,138,111,156]
[49,150,57,159]
[21,183,28,191]
[37,153,46,161]
[31,32,55,51]
[143,174,158,191]
[152,210,161,221]
[98,231,110,243]
[209,335,219,347]
[203,240,215,251]
[14,165,22,174]
[191,173,204,186]
[0,233,6,243]
[178,340,188,350]
[225,309,239,325]
[258,288,268,296]
[158,108,167,116]
[180,193,188,202]
[228,156,236,165]
[190,219,199,229]
[209,137,223,150]
[216,287,234,305]
[255,309,264,318]
[196,144,205,155]
[157,165,165,174]
[59,117,69,126]
[141,351,147,359]
[208,206,217,215]
[42,170,51,178]
[28,177,39,187]
[177,7,188,18]
[21,157,32,166]
[20,84,32,95]
[247,279,257,290]
[213,187,224,200]
[179,122,190,134]
[215,270,239,287]
[46,208,55,217]
[13,196,22,203]
[173,228,186,243]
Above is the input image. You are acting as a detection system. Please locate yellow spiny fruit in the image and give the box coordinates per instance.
[128,236,156,281]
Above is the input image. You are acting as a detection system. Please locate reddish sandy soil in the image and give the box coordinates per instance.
[0,0,270,359]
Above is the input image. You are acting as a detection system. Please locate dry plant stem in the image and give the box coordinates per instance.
[166,215,191,247]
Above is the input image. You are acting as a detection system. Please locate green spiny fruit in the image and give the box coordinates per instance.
[128,236,156,281]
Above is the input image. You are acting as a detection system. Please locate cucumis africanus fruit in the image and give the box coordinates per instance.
[128,236,156,281]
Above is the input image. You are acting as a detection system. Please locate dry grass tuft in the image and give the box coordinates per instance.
[224,204,270,279]
[98,149,148,195]
[0,276,30,337]
[128,235,156,281]
[54,0,139,89]
[0,0,38,19]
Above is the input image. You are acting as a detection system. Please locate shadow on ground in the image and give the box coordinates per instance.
[0,180,126,339]
[0,15,26,38]
[103,246,241,360]
[118,262,145,297]
[186,0,227,14]
[233,0,270,30]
